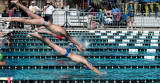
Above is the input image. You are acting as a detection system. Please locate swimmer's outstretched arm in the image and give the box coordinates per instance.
[68,53,102,74]
[62,30,86,53]
[6,39,10,47]
[27,32,102,74]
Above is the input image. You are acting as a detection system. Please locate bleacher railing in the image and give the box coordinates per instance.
[52,11,160,29]
[0,11,160,30]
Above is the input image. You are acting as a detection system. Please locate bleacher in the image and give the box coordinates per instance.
[134,16,160,27]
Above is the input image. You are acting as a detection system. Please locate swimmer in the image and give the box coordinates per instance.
[5,0,85,53]
[3,35,11,47]
[27,32,102,74]
[0,48,6,65]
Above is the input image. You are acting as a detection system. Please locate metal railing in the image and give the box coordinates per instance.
[0,11,160,30]
[52,11,160,29]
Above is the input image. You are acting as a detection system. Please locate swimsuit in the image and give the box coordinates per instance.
[64,48,70,57]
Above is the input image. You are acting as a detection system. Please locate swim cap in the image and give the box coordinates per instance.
[0,53,3,61]
[0,48,2,51]
[56,35,63,40]
[70,43,75,47]
[86,63,92,70]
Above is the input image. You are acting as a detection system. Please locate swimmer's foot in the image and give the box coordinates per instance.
[4,17,12,22]
[10,0,18,3]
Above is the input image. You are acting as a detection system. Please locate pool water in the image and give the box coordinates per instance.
[4,58,160,66]
[0,30,160,82]
[0,68,159,80]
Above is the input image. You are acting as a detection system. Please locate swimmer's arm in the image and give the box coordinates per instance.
[68,37,84,53]
[6,39,10,47]
[85,62,102,75]
[64,32,85,53]
[63,32,79,45]
[91,67,102,75]
[0,41,3,45]
[70,54,102,75]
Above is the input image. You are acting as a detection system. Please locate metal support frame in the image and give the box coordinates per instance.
[62,0,73,29]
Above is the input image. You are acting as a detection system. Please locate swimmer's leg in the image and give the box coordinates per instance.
[62,31,85,53]
[5,18,44,25]
[7,0,44,25]
[11,0,42,19]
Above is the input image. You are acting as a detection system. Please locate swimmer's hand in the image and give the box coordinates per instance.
[75,44,86,53]
[99,72,107,75]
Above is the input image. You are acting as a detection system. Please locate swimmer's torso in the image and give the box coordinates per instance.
[47,24,67,37]
[67,53,85,63]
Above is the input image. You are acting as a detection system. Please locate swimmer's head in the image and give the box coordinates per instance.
[69,43,75,47]
[3,35,8,38]
[69,43,72,46]
[7,32,14,37]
